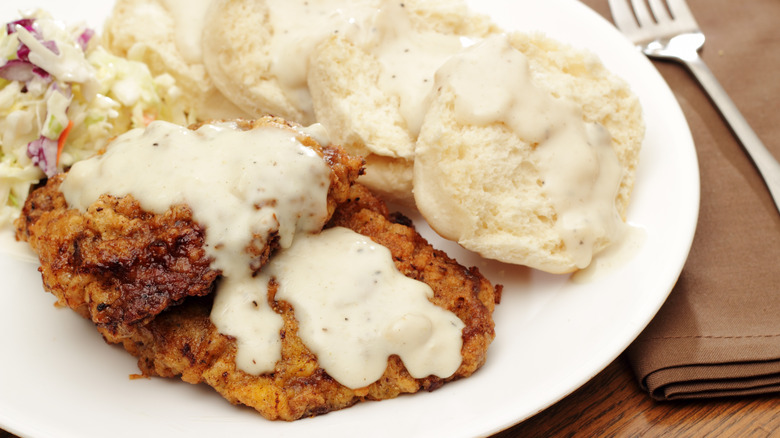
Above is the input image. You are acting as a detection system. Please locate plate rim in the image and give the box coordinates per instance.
[0,0,700,436]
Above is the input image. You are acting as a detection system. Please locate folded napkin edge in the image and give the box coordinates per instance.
[627,332,780,379]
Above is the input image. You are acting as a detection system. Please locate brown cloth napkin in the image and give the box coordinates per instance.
[582,0,780,400]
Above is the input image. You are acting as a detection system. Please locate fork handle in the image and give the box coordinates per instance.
[683,55,780,214]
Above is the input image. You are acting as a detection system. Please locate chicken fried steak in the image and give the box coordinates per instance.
[15,117,364,343]
[119,184,499,420]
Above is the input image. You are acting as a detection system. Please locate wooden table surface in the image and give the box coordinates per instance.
[2,1,779,437]
[494,356,780,437]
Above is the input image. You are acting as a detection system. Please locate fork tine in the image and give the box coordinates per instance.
[666,0,700,27]
[630,0,656,27]
[608,0,640,34]
[647,0,672,22]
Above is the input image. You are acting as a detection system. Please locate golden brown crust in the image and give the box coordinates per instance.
[14,115,496,420]
[120,184,498,421]
[16,174,218,334]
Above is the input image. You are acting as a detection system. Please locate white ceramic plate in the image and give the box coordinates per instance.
[0,0,699,436]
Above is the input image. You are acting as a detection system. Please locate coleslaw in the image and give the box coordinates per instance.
[0,10,193,226]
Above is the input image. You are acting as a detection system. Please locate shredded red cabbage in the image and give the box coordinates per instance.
[0,59,48,82]
[1,17,61,83]
[5,18,36,35]
[15,42,30,61]
[77,28,94,51]
[27,136,59,177]
[15,40,60,69]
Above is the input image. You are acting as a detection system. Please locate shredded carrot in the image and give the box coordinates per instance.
[56,120,74,166]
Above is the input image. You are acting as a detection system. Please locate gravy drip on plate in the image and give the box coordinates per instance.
[61,120,332,372]
[160,0,212,64]
[366,1,471,137]
[264,0,470,131]
[265,226,464,388]
[265,0,379,118]
[435,35,625,269]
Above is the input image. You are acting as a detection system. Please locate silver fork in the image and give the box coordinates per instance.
[608,0,780,214]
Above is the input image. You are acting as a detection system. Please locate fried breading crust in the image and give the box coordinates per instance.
[119,184,499,420]
[17,175,217,333]
[15,117,364,342]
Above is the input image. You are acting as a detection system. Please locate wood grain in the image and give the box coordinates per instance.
[494,356,780,437]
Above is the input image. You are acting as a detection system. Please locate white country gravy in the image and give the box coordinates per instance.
[228,226,465,388]
[59,120,465,387]
[434,35,625,269]
[60,120,330,373]
[61,120,331,257]
[264,0,378,119]
[366,2,472,137]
